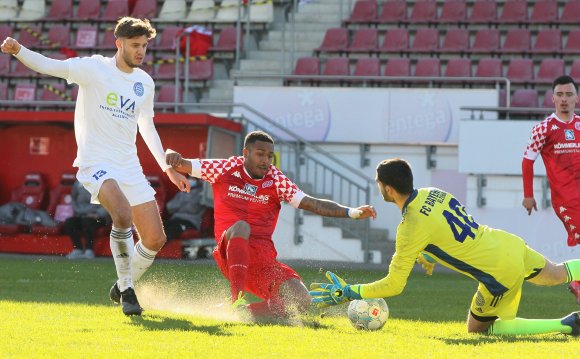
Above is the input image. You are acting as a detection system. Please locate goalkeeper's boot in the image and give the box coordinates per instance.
[568,281,580,305]
[561,311,580,336]
[121,287,143,316]
[109,282,121,305]
[231,291,248,311]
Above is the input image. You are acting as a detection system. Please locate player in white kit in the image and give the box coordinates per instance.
[1,17,190,316]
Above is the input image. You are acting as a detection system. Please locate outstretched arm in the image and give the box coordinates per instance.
[297,195,376,220]
[1,38,69,79]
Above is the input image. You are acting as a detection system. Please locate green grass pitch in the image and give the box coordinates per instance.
[0,256,578,358]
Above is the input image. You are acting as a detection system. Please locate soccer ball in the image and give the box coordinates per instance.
[347,298,389,330]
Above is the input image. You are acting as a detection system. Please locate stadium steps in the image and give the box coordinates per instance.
[203,0,344,103]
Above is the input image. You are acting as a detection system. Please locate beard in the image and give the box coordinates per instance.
[122,52,142,68]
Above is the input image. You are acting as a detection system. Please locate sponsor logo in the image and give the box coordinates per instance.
[554,142,580,149]
[565,129,575,140]
[551,124,559,131]
[564,215,571,222]
[560,206,567,213]
[134,82,144,97]
[576,233,580,239]
[244,183,258,196]
[262,180,273,188]
[232,171,241,178]
[105,92,136,113]
[570,225,576,231]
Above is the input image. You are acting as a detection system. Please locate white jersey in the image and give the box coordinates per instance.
[65,55,166,171]
[14,47,170,176]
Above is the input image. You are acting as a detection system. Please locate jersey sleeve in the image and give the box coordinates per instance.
[359,215,429,298]
[523,121,548,161]
[14,46,70,80]
[271,167,304,207]
[198,157,242,184]
[63,56,100,86]
[137,85,169,171]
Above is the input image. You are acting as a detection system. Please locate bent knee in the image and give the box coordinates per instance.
[111,208,132,228]
[227,220,251,239]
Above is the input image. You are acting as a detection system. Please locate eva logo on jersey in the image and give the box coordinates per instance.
[106,92,136,112]
[565,129,575,141]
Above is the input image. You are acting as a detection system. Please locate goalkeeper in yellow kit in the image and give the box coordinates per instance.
[310,158,580,336]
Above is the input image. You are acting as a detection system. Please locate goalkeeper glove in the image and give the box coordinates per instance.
[416,252,436,276]
[309,271,362,308]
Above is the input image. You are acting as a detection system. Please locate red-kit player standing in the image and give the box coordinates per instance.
[522,75,580,304]
[166,131,377,319]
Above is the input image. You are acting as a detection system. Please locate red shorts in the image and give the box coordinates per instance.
[213,232,301,300]
[553,202,580,246]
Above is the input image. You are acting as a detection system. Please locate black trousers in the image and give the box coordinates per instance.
[163,218,196,241]
[63,216,104,250]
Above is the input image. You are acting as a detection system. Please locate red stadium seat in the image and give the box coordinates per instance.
[470,28,500,54]
[533,59,565,85]
[11,173,47,210]
[102,0,129,21]
[344,0,377,25]
[444,58,471,77]
[347,28,378,54]
[439,28,469,54]
[41,83,68,101]
[511,89,538,108]
[12,61,37,78]
[559,0,580,24]
[499,29,530,54]
[384,57,410,77]
[408,0,437,24]
[541,90,553,108]
[97,29,116,50]
[0,24,12,42]
[187,59,214,86]
[17,25,42,49]
[131,0,157,18]
[13,83,37,101]
[414,58,440,77]
[563,29,580,55]
[530,0,558,24]
[315,28,348,55]
[45,0,73,21]
[155,59,177,80]
[497,0,528,24]
[0,81,7,101]
[209,27,243,58]
[0,56,10,76]
[30,173,76,235]
[141,54,153,75]
[353,57,380,77]
[76,0,101,20]
[152,25,181,51]
[469,0,497,24]
[533,29,561,54]
[287,57,319,85]
[378,28,408,54]
[39,25,71,49]
[505,58,533,85]
[475,58,502,78]
[377,0,407,24]
[410,28,439,53]
[74,26,98,49]
[321,57,350,85]
[570,60,580,80]
[437,0,467,24]
[157,84,182,103]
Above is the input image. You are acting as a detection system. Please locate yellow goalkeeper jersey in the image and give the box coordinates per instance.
[360,187,525,299]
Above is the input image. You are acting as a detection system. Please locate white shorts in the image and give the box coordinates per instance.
[76,164,156,206]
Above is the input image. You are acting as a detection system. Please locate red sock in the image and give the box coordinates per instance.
[248,297,287,318]
[226,237,249,301]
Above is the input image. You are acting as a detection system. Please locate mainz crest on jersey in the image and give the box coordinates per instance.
[575,122,580,131]
[244,183,258,196]
[262,180,273,188]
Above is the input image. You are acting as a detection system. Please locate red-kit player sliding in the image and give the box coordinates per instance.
[522,75,580,303]
[166,131,377,319]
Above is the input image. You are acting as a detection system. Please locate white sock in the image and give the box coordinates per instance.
[110,226,134,292]
[131,240,158,283]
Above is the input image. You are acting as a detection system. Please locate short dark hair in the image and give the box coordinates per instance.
[553,75,577,92]
[244,131,274,148]
[376,158,414,195]
[114,17,156,40]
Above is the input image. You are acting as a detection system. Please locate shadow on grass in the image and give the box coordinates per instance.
[129,314,232,336]
[439,334,573,345]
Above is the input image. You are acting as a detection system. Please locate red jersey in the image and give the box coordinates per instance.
[523,113,580,205]
[198,156,305,245]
